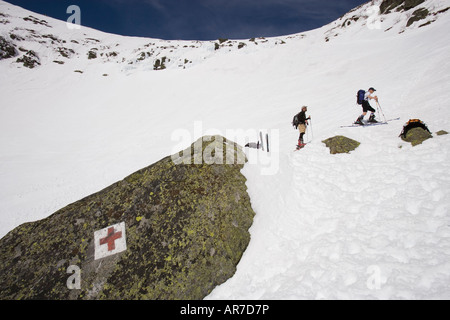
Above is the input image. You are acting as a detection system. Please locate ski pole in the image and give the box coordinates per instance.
[306,126,310,144]
[375,103,381,121]
[309,118,314,141]
[376,101,387,123]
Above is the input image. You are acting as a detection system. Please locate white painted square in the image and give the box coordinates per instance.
[94,222,127,260]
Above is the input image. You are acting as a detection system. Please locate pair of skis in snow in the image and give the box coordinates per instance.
[340,117,400,128]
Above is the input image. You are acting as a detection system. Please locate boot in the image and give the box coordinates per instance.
[368,114,378,123]
[297,139,306,150]
[354,116,364,126]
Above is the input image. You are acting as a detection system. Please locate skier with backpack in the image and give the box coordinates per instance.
[293,106,311,150]
[355,87,379,125]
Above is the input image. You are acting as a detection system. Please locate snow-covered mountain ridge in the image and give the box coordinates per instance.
[0,0,286,73]
[1,0,449,73]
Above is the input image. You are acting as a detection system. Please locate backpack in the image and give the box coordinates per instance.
[357,90,366,105]
[399,119,431,138]
[292,113,300,129]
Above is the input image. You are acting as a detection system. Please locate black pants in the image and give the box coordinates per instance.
[362,100,376,113]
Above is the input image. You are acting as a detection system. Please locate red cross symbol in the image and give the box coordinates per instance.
[99,227,122,251]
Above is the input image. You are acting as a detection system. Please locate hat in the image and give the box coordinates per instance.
[369,87,377,91]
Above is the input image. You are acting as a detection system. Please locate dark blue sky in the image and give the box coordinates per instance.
[6,0,368,40]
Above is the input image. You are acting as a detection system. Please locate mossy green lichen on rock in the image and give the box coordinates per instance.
[0,136,255,300]
[401,127,433,146]
[436,130,448,136]
[322,136,361,154]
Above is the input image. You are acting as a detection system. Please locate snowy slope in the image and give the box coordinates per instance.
[1,0,450,299]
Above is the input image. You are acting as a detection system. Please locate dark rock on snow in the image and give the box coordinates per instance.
[87,50,97,60]
[407,8,430,27]
[16,50,40,68]
[380,0,426,14]
[0,35,17,60]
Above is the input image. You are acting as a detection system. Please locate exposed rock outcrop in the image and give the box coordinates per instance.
[0,136,255,300]
[0,35,17,59]
[401,127,433,146]
[322,136,361,154]
[16,49,40,68]
[407,8,430,27]
[380,0,426,14]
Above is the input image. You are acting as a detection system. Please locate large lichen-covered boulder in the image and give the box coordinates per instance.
[401,127,433,146]
[322,136,361,154]
[0,135,255,300]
